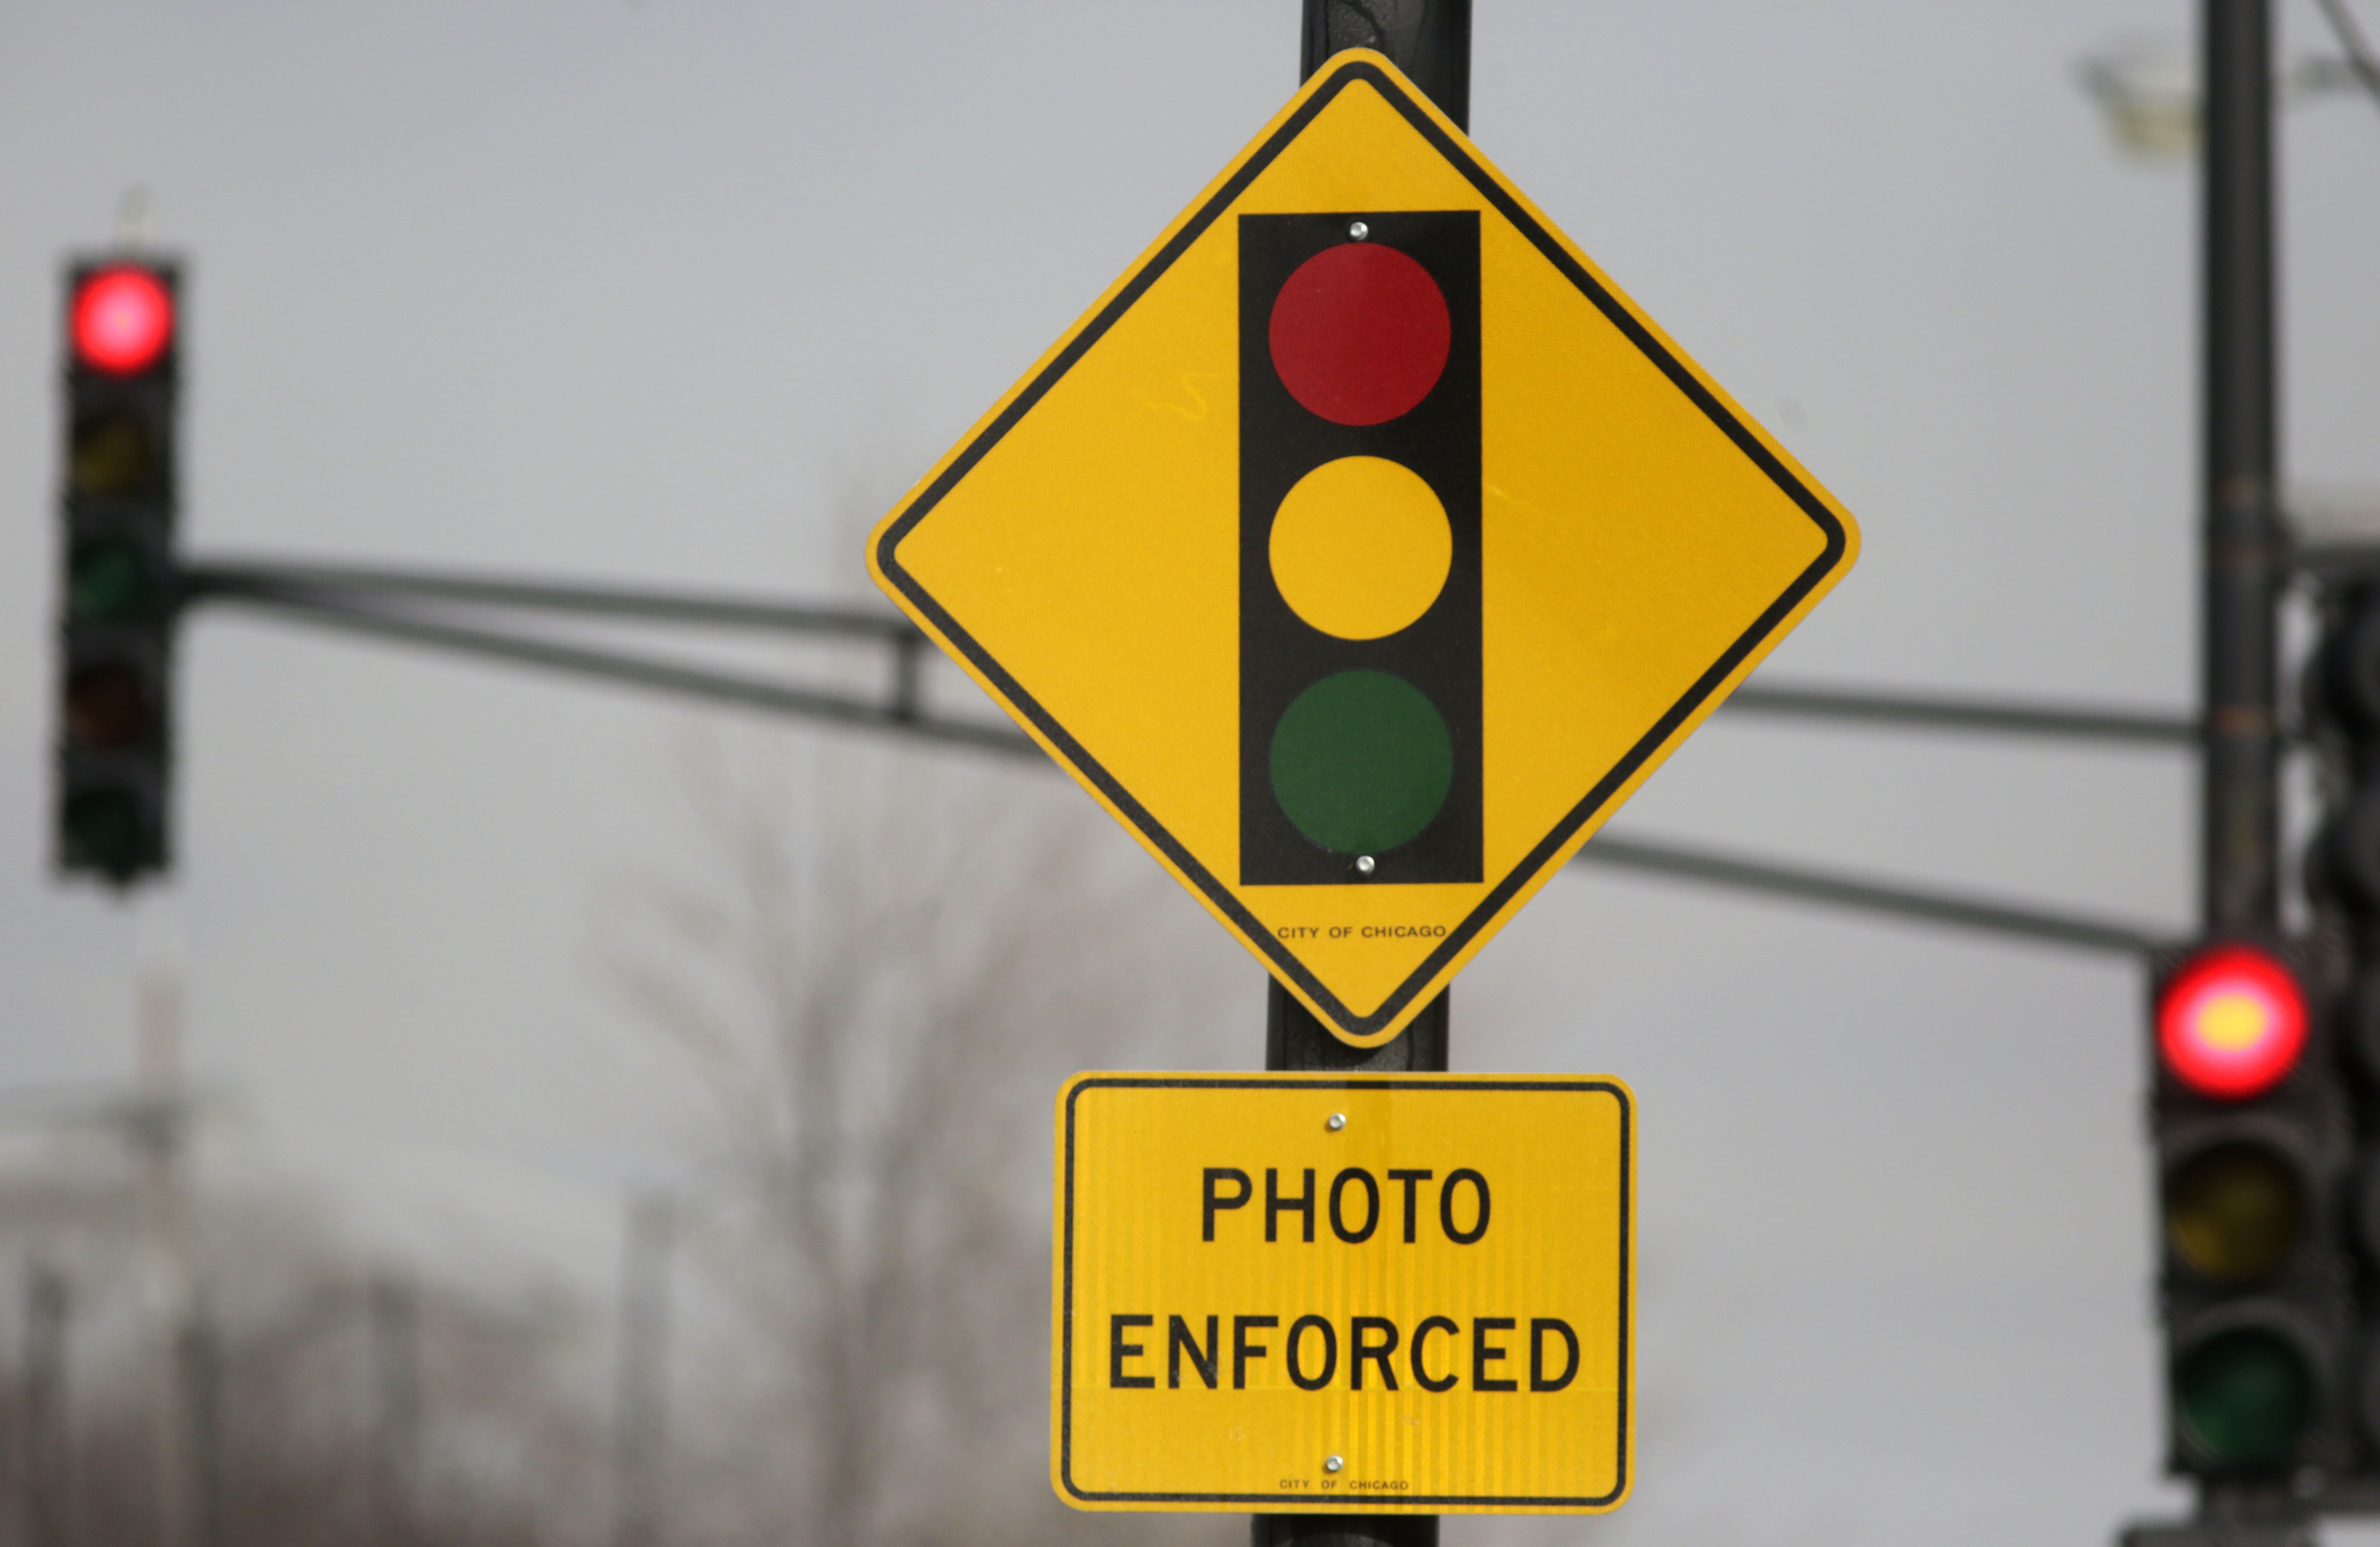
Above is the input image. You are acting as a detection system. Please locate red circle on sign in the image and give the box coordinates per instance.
[1267,242,1450,426]
[72,268,174,375]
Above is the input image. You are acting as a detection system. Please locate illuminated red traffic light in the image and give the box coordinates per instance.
[56,254,181,886]
[71,266,174,376]
[2158,945,2308,1100]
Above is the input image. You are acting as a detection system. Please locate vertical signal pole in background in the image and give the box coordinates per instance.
[24,1267,72,1547]
[2121,8,2295,1544]
[1257,9,1467,1547]
[614,1192,676,1547]
[2195,2,2289,1518]
[2200,0,2279,939]
[139,957,208,1547]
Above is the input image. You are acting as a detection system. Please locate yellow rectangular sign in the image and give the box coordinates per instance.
[1052,1074,1634,1513]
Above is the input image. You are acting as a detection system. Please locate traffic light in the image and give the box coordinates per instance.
[2308,578,2380,1474]
[56,257,181,885]
[2151,938,2349,1479]
[1238,211,1480,885]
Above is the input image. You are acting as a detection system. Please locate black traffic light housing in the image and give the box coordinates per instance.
[2301,576,2380,1481]
[2311,582,2380,924]
[56,256,182,885]
[2149,937,2352,1479]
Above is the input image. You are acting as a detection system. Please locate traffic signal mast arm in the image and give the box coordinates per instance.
[1725,680,2198,747]
[178,561,1018,757]
[180,557,914,639]
[181,555,2207,747]
[174,554,2176,959]
[1578,833,2170,959]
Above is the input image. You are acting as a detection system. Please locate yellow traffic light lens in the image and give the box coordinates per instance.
[69,410,159,500]
[2176,1326,2312,1471]
[2165,1142,2304,1284]
[1268,456,1450,640]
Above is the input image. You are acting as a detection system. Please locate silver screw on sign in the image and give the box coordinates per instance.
[1326,1113,1347,1132]
[1324,1455,1345,1474]
[1347,220,1369,241]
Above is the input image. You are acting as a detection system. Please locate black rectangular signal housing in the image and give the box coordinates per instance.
[55,257,181,886]
[1237,210,1480,886]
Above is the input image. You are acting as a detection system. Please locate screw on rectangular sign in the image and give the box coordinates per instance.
[1051,1074,1634,1513]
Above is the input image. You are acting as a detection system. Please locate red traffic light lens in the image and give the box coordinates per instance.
[2158,945,2308,1099]
[1268,241,1450,426]
[72,267,173,375]
[65,662,157,751]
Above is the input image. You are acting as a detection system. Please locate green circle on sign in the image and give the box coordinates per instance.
[2176,1326,2311,1471]
[1268,670,1452,856]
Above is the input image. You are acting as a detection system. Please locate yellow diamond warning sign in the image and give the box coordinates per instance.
[1052,1074,1635,1513]
[869,51,1859,1046]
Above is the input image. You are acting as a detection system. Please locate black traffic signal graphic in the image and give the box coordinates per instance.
[1239,211,1480,886]
[56,258,180,884]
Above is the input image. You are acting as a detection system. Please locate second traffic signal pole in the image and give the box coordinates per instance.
[1258,10,1466,1547]
[2201,0,2281,938]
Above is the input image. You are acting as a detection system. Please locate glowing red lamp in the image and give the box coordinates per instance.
[2158,945,2308,1100]
[72,267,174,376]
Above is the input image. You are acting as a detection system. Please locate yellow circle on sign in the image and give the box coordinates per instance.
[1268,456,1451,639]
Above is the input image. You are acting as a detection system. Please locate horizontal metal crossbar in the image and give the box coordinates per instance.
[185,555,2200,746]
[181,557,914,639]
[187,557,2177,961]
[194,577,1038,758]
[1575,833,2171,958]
[1723,680,2198,745]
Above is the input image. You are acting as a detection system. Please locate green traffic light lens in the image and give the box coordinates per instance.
[62,789,146,878]
[2176,1326,2312,1471]
[1268,669,1452,856]
[2166,1142,2304,1284]
[69,539,157,622]
[70,411,158,500]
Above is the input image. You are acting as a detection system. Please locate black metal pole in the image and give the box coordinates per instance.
[2195,0,2289,1534]
[2201,0,2281,939]
[1255,983,1441,1547]
[1300,0,1469,128]
[1256,15,1466,1547]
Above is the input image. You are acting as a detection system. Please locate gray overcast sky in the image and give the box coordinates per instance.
[6,2,2380,1543]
